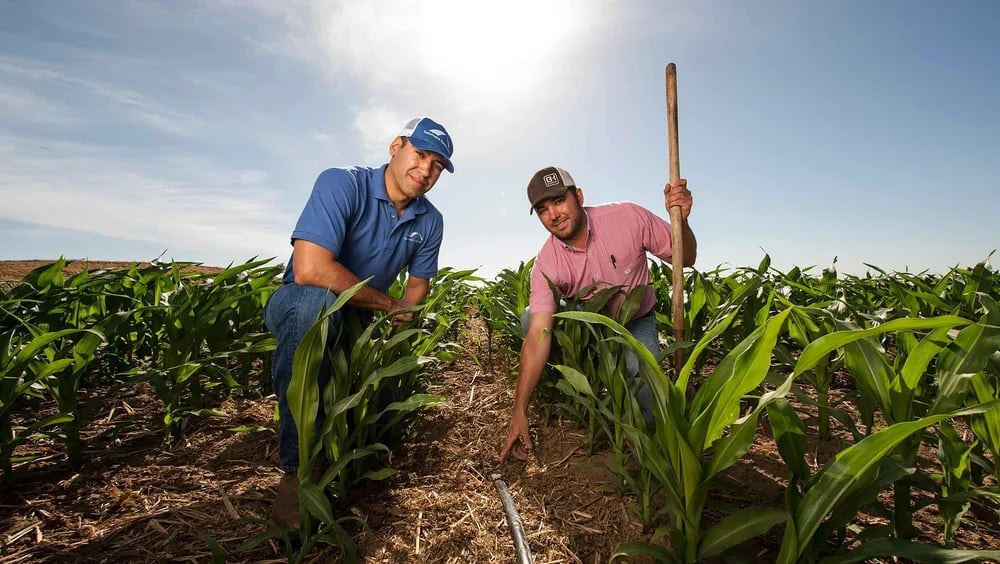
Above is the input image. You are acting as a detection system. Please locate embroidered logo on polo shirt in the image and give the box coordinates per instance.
[404,231,425,244]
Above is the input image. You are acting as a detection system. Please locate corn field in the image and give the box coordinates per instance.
[2,255,999,563]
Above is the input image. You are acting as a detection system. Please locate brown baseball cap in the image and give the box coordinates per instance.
[527,166,576,214]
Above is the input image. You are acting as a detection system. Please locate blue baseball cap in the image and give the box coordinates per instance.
[399,117,455,173]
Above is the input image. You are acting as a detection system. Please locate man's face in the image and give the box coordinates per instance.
[387,138,447,200]
[533,189,586,242]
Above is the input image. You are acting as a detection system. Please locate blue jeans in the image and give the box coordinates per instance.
[264,283,344,472]
[521,307,659,429]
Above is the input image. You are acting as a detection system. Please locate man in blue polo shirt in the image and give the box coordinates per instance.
[263,116,455,528]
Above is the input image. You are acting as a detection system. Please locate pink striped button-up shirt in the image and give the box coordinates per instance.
[528,201,673,319]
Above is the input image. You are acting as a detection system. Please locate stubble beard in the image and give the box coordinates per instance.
[551,213,584,244]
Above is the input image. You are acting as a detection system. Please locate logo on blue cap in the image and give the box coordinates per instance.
[400,117,455,173]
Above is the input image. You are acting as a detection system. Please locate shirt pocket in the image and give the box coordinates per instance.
[619,251,643,276]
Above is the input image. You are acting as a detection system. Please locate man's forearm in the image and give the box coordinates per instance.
[681,222,697,266]
[512,329,552,414]
[402,277,430,307]
[294,257,404,312]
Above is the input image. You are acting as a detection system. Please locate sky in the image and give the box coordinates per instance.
[1,1,997,279]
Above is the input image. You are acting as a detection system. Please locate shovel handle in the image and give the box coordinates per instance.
[666,63,685,370]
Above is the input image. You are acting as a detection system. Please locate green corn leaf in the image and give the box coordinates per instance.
[676,306,742,391]
[616,285,645,325]
[37,259,66,289]
[698,506,786,560]
[969,373,1000,470]
[819,537,1000,564]
[315,521,360,562]
[238,522,295,548]
[776,404,1000,564]
[319,444,390,485]
[704,409,761,479]
[819,457,913,545]
[690,309,792,451]
[287,308,329,475]
[687,271,707,328]
[172,362,202,386]
[34,358,75,380]
[364,394,444,430]
[765,398,811,483]
[554,365,596,398]
[793,316,972,378]
[71,331,104,368]
[21,411,75,437]
[611,541,676,564]
[327,355,431,420]
[899,326,950,391]
[931,321,1000,415]
[196,532,228,564]
[9,328,94,374]
[360,468,396,481]
[380,327,422,350]
[377,393,443,415]
[298,482,336,524]
[842,336,895,419]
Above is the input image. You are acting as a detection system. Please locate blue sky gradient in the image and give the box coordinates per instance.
[1,1,997,277]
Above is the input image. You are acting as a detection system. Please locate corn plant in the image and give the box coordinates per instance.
[935,421,976,548]
[825,293,1000,540]
[653,264,727,376]
[778,307,845,440]
[652,255,779,355]
[0,263,112,475]
[124,258,280,442]
[770,403,1000,563]
[32,328,103,470]
[244,283,382,560]
[247,274,459,560]
[577,300,999,564]
[477,258,534,364]
[543,285,667,523]
[970,380,1000,462]
[545,285,641,444]
[765,314,1000,562]
[0,321,102,483]
[579,305,792,563]
[410,267,479,344]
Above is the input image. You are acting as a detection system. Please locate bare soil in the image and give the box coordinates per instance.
[1,260,997,563]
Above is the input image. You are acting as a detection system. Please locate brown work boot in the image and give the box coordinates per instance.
[271,472,300,528]
[271,467,328,529]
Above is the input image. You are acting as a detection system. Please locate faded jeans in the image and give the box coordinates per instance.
[521,307,659,429]
[263,283,344,472]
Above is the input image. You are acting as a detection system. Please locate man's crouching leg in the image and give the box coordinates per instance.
[625,313,660,431]
[264,283,343,528]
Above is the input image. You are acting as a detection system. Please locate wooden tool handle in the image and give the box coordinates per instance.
[666,63,685,371]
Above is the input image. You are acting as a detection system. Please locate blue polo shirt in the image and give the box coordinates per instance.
[281,165,444,291]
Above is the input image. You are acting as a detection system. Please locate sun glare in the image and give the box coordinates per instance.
[317,0,601,101]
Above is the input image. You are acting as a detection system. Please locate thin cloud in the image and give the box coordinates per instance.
[0,134,289,259]
[0,82,77,125]
[284,0,613,160]
[0,55,200,136]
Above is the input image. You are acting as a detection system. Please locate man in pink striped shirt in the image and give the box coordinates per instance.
[501,166,696,461]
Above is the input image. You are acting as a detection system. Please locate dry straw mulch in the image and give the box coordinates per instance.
[0,333,647,563]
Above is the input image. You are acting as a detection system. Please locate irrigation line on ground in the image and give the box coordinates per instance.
[491,473,533,564]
